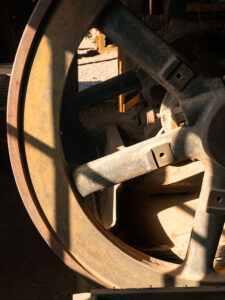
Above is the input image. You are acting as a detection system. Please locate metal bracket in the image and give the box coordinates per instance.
[167,63,194,91]
[207,189,225,215]
[151,143,174,168]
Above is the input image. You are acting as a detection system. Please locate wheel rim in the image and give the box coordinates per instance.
[7,0,225,288]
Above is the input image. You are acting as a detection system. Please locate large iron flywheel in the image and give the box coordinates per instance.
[7,0,225,288]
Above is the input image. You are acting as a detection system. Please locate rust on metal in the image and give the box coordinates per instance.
[6,0,225,289]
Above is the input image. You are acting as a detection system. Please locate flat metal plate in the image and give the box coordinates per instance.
[90,287,225,299]
[151,143,174,167]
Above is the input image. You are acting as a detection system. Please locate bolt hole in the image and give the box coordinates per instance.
[159,152,165,158]
[176,73,182,80]
[217,196,223,203]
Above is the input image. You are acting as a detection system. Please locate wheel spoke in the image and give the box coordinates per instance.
[99,124,124,229]
[74,70,141,110]
[96,2,195,98]
[183,163,225,277]
[73,127,187,197]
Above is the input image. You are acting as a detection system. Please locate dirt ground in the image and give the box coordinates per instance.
[0,38,117,300]
[78,36,118,90]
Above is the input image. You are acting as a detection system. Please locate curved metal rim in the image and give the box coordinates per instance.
[6,0,101,285]
[7,0,177,288]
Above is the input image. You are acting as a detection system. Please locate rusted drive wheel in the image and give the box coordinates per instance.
[7,0,225,288]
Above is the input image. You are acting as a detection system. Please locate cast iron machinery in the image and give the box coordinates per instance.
[6,0,225,289]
